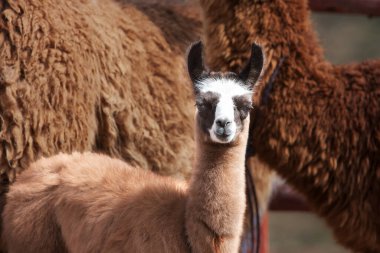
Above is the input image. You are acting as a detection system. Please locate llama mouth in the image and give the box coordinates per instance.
[214,132,234,143]
[216,133,231,138]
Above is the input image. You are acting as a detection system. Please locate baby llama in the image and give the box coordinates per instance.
[2,41,264,253]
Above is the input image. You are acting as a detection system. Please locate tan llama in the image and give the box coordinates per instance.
[2,41,264,253]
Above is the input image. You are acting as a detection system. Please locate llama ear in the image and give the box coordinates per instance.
[187,41,207,89]
[239,43,264,87]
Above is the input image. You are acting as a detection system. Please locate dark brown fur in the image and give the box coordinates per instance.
[199,0,380,252]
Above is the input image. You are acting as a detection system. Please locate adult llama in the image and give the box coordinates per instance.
[199,0,380,251]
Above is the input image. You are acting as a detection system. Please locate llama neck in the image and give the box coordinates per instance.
[199,0,328,84]
[185,122,248,252]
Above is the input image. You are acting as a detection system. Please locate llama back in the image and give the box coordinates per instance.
[2,154,72,253]
[2,153,190,253]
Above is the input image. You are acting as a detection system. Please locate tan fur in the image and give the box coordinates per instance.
[2,93,251,253]
[3,153,188,253]
[2,133,249,252]
[185,119,249,253]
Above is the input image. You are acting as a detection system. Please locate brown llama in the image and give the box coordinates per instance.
[0,2,201,249]
[0,0,200,185]
[199,0,380,252]
[1,41,264,253]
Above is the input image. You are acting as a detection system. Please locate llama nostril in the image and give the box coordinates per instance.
[216,119,232,128]
[216,119,225,127]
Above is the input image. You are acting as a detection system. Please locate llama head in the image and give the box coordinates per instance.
[187,41,264,144]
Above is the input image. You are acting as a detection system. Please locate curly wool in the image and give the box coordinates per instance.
[0,0,201,183]
[199,0,380,252]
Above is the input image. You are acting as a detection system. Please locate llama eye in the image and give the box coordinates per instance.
[239,105,253,119]
[237,104,252,112]
[239,110,249,120]
[196,98,216,111]
[243,105,253,111]
[233,95,252,117]
[196,102,208,111]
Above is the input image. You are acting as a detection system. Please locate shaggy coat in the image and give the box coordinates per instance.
[0,0,200,184]
[199,0,380,252]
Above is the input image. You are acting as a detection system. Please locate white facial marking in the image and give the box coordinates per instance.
[197,78,253,143]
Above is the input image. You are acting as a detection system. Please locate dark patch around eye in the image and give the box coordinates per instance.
[233,95,253,121]
[196,92,220,110]
[196,92,220,134]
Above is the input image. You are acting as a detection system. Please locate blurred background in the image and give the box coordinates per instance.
[312,13,380,64]
[269,12,380,253]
